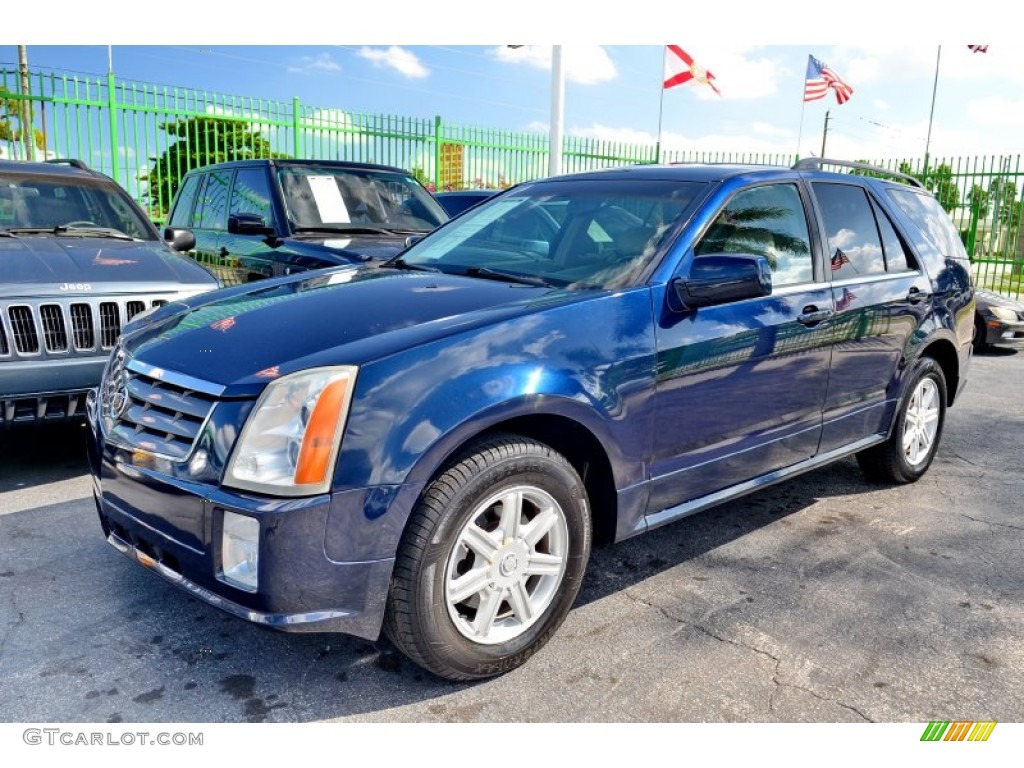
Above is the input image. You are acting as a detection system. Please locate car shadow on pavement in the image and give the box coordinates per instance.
[0,423,90,494]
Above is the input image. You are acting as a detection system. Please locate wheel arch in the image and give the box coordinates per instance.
[408,406,621,547]
[918,336,960,406]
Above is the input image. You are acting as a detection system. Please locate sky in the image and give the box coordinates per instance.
[4,2,1021,167]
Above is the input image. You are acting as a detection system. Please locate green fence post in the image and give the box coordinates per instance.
[434,115,442,191]
[107,71,119,184]
[292,96,301,157]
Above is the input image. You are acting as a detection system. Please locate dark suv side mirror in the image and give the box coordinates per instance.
[164,227,196,252]
[228,213,275,236]
[672,253,772,310]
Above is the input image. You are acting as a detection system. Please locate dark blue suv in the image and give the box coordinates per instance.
[86,159,974,680]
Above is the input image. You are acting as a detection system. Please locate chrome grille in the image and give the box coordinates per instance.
[8,306,39,353]
[0,296,179,360]
[99,302,120,348]
[106,366,217,460]
[39,304,69,352]
[126,301,146,321]
[70,304,95,349]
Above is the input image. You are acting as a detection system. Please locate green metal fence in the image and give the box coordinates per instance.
[2,66,1022,299]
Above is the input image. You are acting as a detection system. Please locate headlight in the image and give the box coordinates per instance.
[223,366,358,496]
[221,511,259,591]
[988,306,1017,323]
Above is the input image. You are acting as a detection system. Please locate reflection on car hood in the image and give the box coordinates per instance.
[126,266,587,397]
[0,234,217,296]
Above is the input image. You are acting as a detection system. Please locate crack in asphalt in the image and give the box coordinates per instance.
[0,591,25,661]
[622,589,874,722]
[961,514,1024,532]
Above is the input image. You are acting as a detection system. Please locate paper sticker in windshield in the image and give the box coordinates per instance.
[307,176,350,224]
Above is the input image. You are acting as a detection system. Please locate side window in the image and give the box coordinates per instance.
[695,183,813,286]
[871,200,916,272]
[229,168,276,227]
[812,182,886,279]
[194,170,230,231]
[169,174,200,228]
[887,187,970,260]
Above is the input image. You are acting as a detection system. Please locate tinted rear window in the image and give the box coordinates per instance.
[888,188,968,260]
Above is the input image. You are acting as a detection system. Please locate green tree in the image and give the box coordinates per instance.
[0,86,45,151]
[967,184,990,219]
[142,116,284,217]
[988,177,1019,227]
[897,161,960,213]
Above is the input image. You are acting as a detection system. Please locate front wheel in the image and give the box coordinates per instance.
[856,357,947,484]
[384,434,591,681]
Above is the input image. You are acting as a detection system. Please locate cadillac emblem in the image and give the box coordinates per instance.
[101,347,130,421]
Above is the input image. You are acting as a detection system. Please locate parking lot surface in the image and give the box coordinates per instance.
[1,349,1022,722]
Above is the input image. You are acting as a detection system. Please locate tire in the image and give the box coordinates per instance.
[973,314,989,352]
[856,357,947,484]
[384,434,592,681]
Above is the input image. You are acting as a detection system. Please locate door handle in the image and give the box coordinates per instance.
[797,306,834,326]
[907,287,930,304]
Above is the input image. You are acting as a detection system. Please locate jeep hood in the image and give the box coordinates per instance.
[125,266,588,397]
[0,233,218,297]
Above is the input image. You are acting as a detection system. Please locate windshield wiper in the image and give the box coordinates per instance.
[384,258,441,273]
[462,266,552,287]
[4,226,134,240]
[293,225,399,236]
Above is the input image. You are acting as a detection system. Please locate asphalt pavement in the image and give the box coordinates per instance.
[1,348,1022,722]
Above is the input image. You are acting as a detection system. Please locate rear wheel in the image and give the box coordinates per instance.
[384,434,591,681]
[856,357,947,484]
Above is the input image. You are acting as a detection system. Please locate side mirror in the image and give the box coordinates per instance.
[672,253,772,310]
[163,227,196,252]
[228,213,275,236]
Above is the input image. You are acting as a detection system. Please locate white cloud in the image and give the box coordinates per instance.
[752,121,791,138]
[524,120,549,134]
[493,46,617,85]
[967,96,1024,127]
[357,46,429,79]
[873,99,890,111]
[287,53,341,74]
[676,45,786,100]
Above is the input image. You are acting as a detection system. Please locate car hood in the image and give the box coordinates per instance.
[125,266,589,397]
[975,288,1024,312]
[288,232,414,263]
[0,234,218,297]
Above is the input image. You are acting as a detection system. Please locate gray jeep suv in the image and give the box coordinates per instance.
[0,159,219,427]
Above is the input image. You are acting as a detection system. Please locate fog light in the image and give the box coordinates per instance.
[221,511,259,591]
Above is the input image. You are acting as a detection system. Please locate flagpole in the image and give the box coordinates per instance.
[923,45,941,177]
[656,83,665,164]
[795,54,810,161]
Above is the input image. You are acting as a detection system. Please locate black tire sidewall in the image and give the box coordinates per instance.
[892,358,947,481]
[413,448,591,679]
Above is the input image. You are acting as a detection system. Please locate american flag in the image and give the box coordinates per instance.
[968,45,988,53]
[831,249,851,271]
[836,287,857,312]
[664,45,721,96]
[804,55,854,105]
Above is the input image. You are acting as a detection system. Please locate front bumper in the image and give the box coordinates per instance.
[88,412,399,641]
[983,317,1024,347]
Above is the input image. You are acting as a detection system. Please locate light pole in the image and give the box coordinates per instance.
[549,45,564,177]
[17,45,34,162]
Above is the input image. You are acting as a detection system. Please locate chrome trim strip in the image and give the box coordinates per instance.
[126,358,226,397]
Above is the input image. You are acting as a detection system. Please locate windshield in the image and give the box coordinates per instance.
[277,166,447,233]
[0,174,156,239]
[397,178,707,289]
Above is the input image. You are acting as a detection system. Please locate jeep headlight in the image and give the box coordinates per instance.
[224,366,357,496]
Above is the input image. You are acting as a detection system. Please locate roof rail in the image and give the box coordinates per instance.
[791,158,924,189]
[43,158,94,172]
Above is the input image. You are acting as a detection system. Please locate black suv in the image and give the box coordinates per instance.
[163,159,449,284]
[0,159,219,427]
